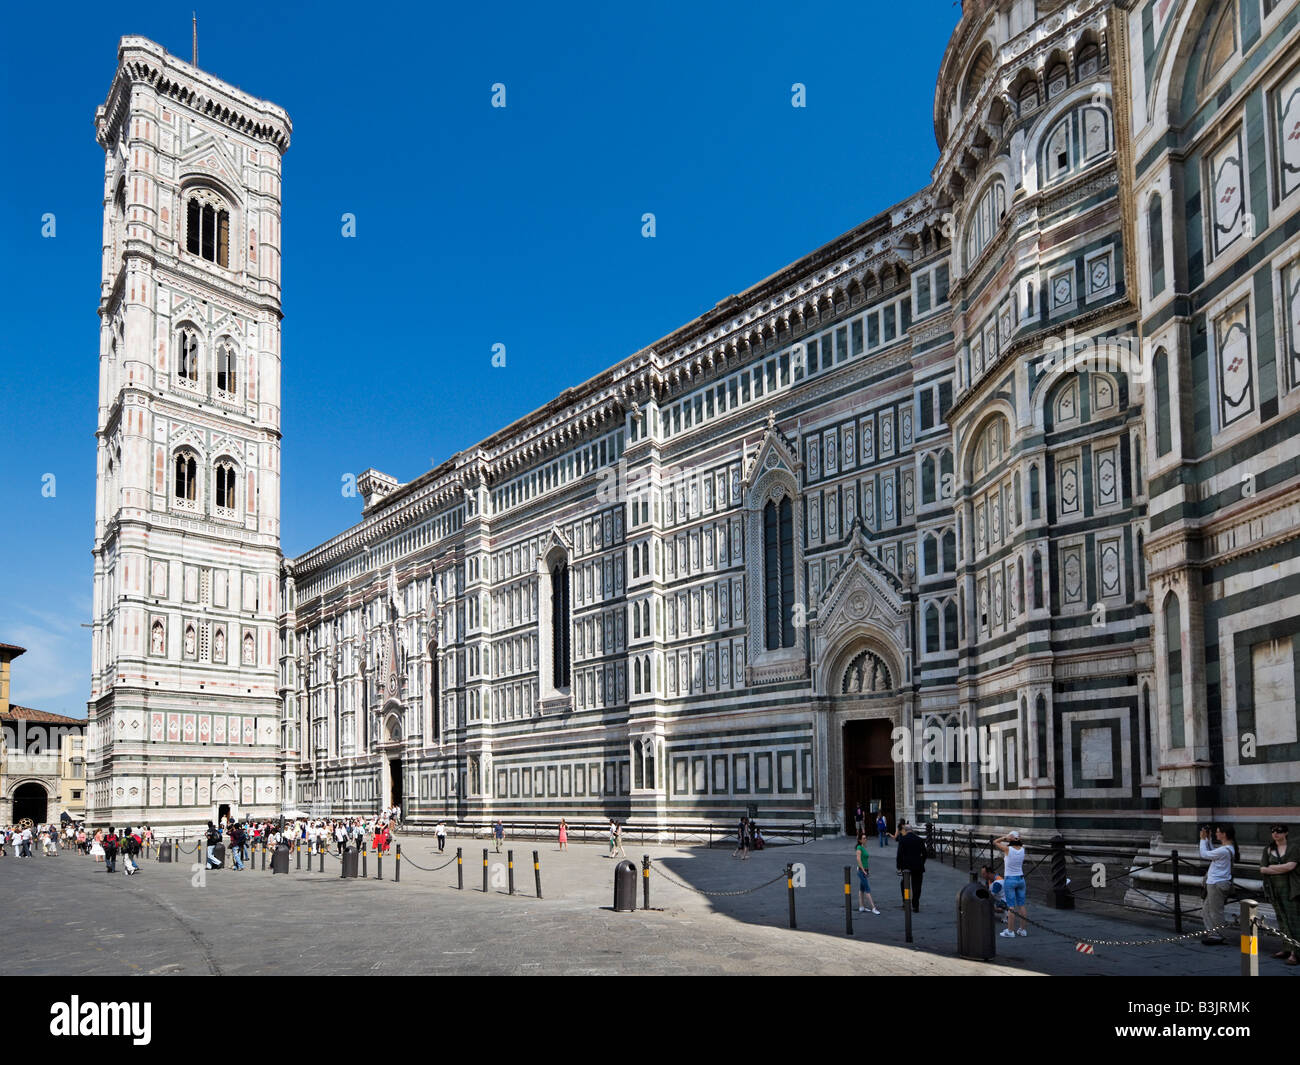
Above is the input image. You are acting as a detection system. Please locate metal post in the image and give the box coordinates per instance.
[340,848,347,879]
[377,852,383,880]
[297,845,301,871]
[533,850,542,899]
[1171,850,1183,934]
[318,849,324,873]
[902,870,914,943]
[641,855,650,910]
[457,847,463,890]
[968,831,974,873]
[1240,900,1258,977]
[508,849,515,895]
[482,848,489,893]
[1046,834,1073,909]
[395,844,401,883]
[261,843,267,871]
[786,863,797,929]
[844,866,853,935]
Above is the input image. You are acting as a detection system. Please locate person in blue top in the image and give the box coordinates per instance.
[876,813,889,848]
[493,820,505,853]
[1199,825,1238,946]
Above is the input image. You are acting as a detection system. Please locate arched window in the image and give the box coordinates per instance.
[1017,557,1026,615]
[962,44,994,110]
[964,180,1007,268]
[1142,684,1154,777]
[1165,594,1185,747]
[214,461,238,514]
[1046,62,1068,99]
[551,560,571,689]
[1154,348,1173,456]
[177,328,200,388]
[1198,0,1238,96]
[1148,195,1166,297]
[922,454,936,503]
[924,535,938,575]
[763,496,795,650]
[1035,695,1049,779]
[1029,463,1040,519]
[943,600,958,650]
[925,603,940,653]
[216,339,237,397]
[1031,549,1044,610]
[186,191,231,268]
[1077,42,1101,79]
[174,452,197,509]
[1041,105,1112,187]
[942,530,956,572]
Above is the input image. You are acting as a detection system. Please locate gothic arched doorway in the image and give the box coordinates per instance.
[13,782,49,825]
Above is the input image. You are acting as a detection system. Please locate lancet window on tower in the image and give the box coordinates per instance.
[186,192,231,268]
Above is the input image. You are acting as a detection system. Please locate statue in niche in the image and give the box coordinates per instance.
[152,623,165,655]
[214,628,225,661]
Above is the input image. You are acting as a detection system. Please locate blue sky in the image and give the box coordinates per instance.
[0,1,961,716]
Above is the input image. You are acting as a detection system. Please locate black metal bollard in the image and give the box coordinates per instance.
[362,848,368,879]
[262,843,267,871]
[508,850,515,895]
[395,844,401,883]
[457,847,463,890]
[968,831,975,872]
[1046,834,1073,909]
[642,855,650,910]
[533,850,542,899]
[902,870,914,943]
[482,848,488,893]
[1171,850,1183,934]
[377,852,383,880]
[845,866,854,935]
[297,845,302,871]
[786,863,797,929]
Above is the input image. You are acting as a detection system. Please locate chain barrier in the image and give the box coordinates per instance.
[646,857,788,898]
[1015,910,1230,949]
[400,851,459,872]
[1256,919,1300,951]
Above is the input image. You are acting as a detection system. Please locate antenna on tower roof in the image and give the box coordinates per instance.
[192,12,198,67]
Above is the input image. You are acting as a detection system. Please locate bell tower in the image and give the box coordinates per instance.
[87,37,291,830]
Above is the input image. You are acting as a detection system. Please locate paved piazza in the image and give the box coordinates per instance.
[2,835,1292,977]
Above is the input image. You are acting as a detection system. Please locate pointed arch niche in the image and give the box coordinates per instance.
[742,415,808,684]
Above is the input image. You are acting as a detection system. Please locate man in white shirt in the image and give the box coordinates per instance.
[436,821,447,852]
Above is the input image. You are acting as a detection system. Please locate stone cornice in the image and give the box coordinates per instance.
[96,37,291,153]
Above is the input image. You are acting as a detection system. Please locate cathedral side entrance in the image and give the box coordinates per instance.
[842,719,895,836]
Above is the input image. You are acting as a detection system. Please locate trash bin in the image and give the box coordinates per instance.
[272,844,291,875]
[340,847,359,879]
[158,841,173,864]
[209,843,226,869]
[957,878,997,960]
[613,859,638,911]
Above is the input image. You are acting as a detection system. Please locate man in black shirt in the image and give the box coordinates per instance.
[895,821,927,912]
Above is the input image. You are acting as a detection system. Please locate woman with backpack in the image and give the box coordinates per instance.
[103,828,119,874]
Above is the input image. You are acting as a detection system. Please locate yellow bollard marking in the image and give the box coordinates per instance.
[904,888,911,900]
[1241,934,1257,955]
[844,883,850,895]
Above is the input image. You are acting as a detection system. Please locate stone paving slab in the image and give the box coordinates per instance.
[1,835,1294,977]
